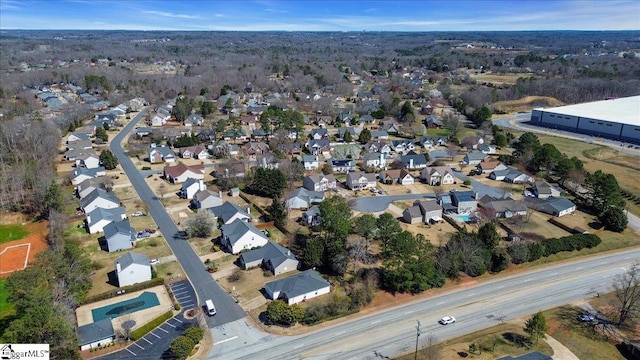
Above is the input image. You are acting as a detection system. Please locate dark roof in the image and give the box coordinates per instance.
[265,269,330,299]
[79,188,120,209]
[208,202,250,223]
[497,351,553,360]
[76,318,115,345]
[115,251,149,269]
[103,220,136,241]
[450,190,477,202]
[240,242,297,268]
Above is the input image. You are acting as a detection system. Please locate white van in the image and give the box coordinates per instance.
[205,299,216,316]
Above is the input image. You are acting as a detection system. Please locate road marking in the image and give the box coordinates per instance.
[171,284,186,290]
[158,327,169,333]
[149,332,161,339]
[600,261,608,265]
[126,348,136,356]
[294,344,305,349]
[213,336,238,345]
[523,279,531,282]
[371,320,381,324]
[166,322,176,328]
[404,310,413,314]
[174,291,189,296]
[142,337,153,345]
[550,272,558,276]
[173,317,183,323]
[134,342,145,350]
[336,331,345,335]
[576,267,583,270]
[437,301,444,305]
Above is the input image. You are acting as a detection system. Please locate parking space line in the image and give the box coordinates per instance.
[174,291,188,296]
[142,337,153,345]
[173,317,183,323]
[134,342,145,350]
[166,322,176,328]
[126,348,136,356]
[180,300,194,305]
[150,332,161,339]
[158,327,169,333]
[171,284,186,290]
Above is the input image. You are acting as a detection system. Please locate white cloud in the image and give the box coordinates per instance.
[143,10,201,20]
[0,0,22,11]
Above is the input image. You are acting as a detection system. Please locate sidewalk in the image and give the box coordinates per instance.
[545,333,580,360]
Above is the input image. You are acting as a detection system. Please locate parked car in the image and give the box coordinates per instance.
[137,231,151,239]
[149,258,160,265]
[578,313,595,322]
[131,211,146,217]
[144,228,156,234]
[439,316,456,325]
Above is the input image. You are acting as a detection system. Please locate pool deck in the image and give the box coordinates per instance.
[76,285,174,328]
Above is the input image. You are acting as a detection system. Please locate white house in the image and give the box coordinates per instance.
[71,167,106,186]
[220,219,268,254]
[208,202,251,225]
[180,178,206,200]
[420,166,456,186]
[104,220,136,252]
[163,163,205,184]
[85,207,126,234]
[363,152,385,169]
[302,155,320,171]
[239,242,299,275]
[303,174,337,192]
[79,188,120,213]
[264,269,331,305]
[191,189,224,209]
[115,252,151,287]
[346,172,377,190]
[76,153,101,169]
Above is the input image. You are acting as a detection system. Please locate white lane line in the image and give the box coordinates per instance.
[213,336,238,345]
[158,327,169,333]
[149,332,161,339]
[437,301,445,305]
[371,320,381,324]
[173,317,183,323]
[576,267,583,270]
[142,337,153,345]
[126,348,136,356]
[134,342,145,350]
[294,344,305,349]
[336,331,345,335]
[405,310,413,314]
[166,322,176,328]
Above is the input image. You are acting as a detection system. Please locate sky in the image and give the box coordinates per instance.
[1,0,639,32]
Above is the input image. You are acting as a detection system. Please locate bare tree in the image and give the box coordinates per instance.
[420,332,440,360]
[158,183,168,203]
[446,143,458,161]
[613,262,640,325]
[442,111,463,139]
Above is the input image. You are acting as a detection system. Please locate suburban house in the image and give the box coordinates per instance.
[478,195,529,218]
[302,205,321,226]
[420,166,456,186]
[264,269,331,305]
[191,189,224,209]
[363,152,386,169]
[76,177,109,199]
[135,127,153,138]
[67,131,91,143]
[330,159,356,173]
[479,144,497,154]
[446,190,478,214]
[463,150,488,165]
[76,153,101,169]
[85,207,126,234]
[380,120,400,134]
[76,318,116,351]
[67,139,94,152]
[419,136,447,149]
[285,188,324,210]
[364,141,392,158]
[310,128,329,140]
[184,113,204,127]
[527,197,577,217]
[378,169,414,185]
[180,178,207,200]
[477,159,508,174]
[243,142,271,161]
[71,167,106,186]
[176,145,209,160]
[337,127,356,141]
[370,130,389,140]
[220,219,269,254]
[396,151,428,170]
[148,145,177,164]
[79,188,120,213]
[103,220,136,252]
[489,167,533,184]
[533,180,562,199]
[213,159,246,178]
[208,202,252,225]
[403,200,443,224]
[302,155,320,171]
[303,174,337,192]
[306,139,331,157]
[239,242,299,275]
[391,140,415,153]
[163,163,205,184]
[65,148,94,162]
[115,252,151,287]
[424,115,443,128]
[346,172,378,190]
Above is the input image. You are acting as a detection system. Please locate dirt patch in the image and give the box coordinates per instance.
[493,96,564,113]
[0,220,49,278]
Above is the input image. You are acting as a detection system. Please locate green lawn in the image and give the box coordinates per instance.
[0,224,29,244]
[0,279,15,318]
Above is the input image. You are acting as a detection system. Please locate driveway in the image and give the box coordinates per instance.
[109,110,246,328]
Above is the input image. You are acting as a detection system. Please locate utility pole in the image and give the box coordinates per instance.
[414,320,421,360]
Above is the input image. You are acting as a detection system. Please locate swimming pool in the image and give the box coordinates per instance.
[92,291,160,322]
[452,214,472,223]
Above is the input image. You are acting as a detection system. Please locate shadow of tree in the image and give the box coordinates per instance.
[502,332,531,348]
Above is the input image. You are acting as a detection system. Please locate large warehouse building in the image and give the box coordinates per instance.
[529,95,640,144]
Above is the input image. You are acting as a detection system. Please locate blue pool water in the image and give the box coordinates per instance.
[452,214,472,222]
[92,291,160,321]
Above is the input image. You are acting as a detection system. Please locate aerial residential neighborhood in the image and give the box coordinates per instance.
[1,2,639,360]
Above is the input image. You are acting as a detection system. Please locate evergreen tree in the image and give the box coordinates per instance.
[99,149,119,170]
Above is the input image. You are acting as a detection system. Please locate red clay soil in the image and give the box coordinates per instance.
[0,221,49,278]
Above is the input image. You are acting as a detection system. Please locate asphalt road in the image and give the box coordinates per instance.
[208,248,640,359]
[109,110,246,327]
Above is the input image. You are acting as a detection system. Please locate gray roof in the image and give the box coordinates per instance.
[220,218,266,246]
[103,220,136,241]
[416,200,442,212]
[305,174,336,184]
[302,155,318,163]
[265,269,330,299]
[86,207,126,228]
[76,318,115,345]
[240,241,297,268]
[181,177,200,190]
[404,205,423,219]
[363,152,383,161]
[543,197,576,213]
[303,205,321,218]
[465,150,487,161]
[397,151,427,167]
[73,166,106,178]
[115,251,150,269]
[79,188,120,209]
[370,130,388,138]
[287,188,324,203]
[77,176,108,193]
[208,202,250,224]
[69,132,91,141]
[482,199,528,213]
[497,351,553,360]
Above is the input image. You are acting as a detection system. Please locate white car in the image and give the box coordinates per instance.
[439,316,456,325]
[149,259,160,265]
[131,211,145,217]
